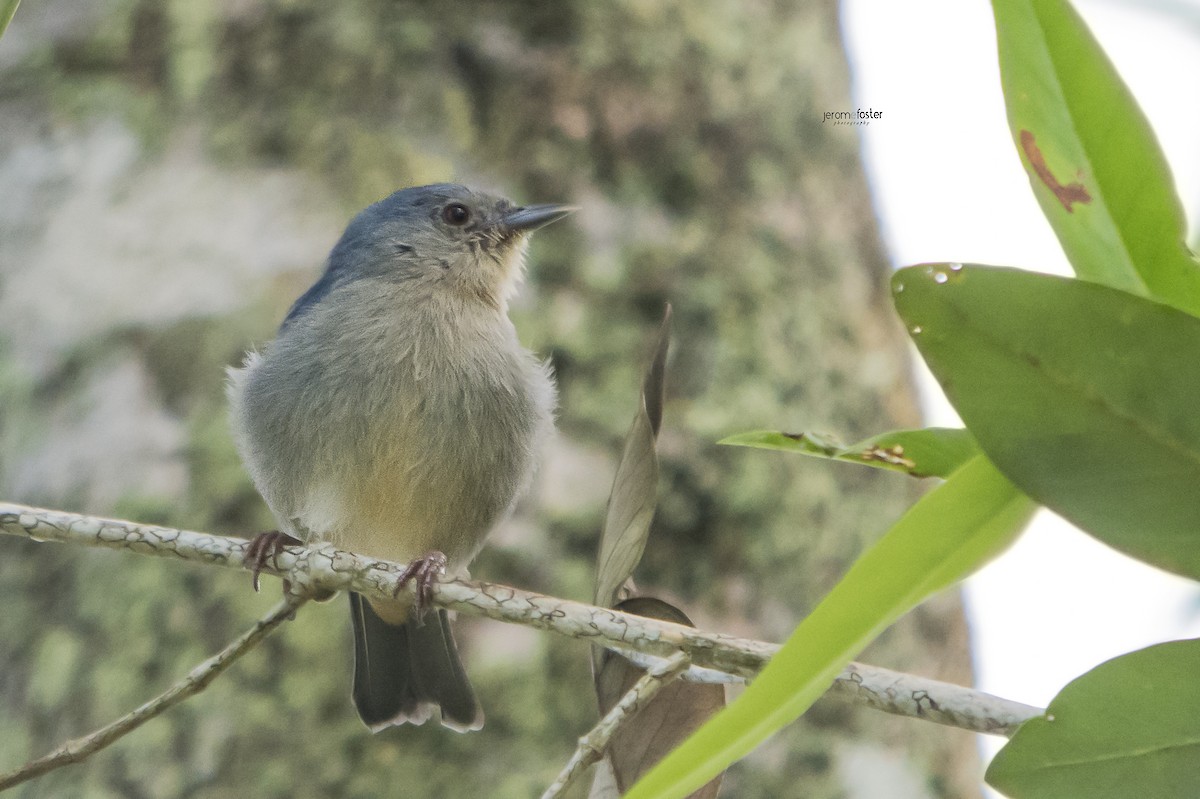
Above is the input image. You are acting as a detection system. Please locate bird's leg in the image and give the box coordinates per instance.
[393,550,448,624]
[245,530,302,592]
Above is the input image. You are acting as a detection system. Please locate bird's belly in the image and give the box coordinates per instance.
[295,392,532,572]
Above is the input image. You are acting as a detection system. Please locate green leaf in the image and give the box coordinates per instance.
[894,263,1200,578]
[626,456,1034,799]
[992,0,1200,315]
[987,639,1200,798]
[0,0,18,40]
[594,306,672,610]
[720,427,978,479]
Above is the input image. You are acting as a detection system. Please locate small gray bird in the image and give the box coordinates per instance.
[227,184,567,731]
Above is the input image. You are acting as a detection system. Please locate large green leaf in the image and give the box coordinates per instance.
[720,427,978,479]
[893,263,1200,578]
[992,0,1200,315]
[625,456,1034,799]
[987,639,1200,798]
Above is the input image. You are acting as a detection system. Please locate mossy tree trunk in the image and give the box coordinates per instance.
[0,1,980,796]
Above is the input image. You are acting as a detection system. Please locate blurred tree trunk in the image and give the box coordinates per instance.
[0,1,981,796]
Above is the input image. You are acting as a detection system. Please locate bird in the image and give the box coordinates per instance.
[227,183,568,731]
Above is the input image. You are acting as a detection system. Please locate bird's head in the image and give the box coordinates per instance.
[287,184,572,324]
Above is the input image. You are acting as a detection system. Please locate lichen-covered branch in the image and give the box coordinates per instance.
[830,660,1038,736]
[0,503,1043,737]
[0,596,305,792]
[613,649,1039,737]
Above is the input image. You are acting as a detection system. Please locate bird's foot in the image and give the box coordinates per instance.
[245,530,302,592]
[393,550,448,624]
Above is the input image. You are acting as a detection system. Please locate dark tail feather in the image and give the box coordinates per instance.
[350,592,483,732]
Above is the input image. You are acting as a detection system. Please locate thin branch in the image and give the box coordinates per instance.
[0,596,306,792]
[0,503,776,675]
[541,651,692,799]
[613,650,1040,736]
[831,660,1039,736]
[0,503,1044,738]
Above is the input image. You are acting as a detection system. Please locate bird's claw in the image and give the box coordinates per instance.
[245,530,302,592]
[393,550,448,623]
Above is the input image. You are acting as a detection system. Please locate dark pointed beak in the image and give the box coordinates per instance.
[501,203,576,234]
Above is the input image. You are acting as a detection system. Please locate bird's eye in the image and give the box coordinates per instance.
[442,203,471,226]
